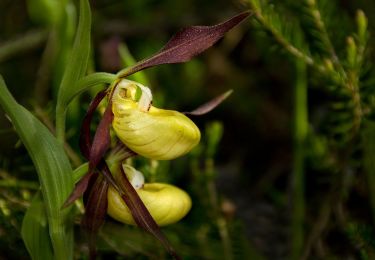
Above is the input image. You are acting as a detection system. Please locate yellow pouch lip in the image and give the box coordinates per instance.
[107,182,192,226]
[111,85,201,160]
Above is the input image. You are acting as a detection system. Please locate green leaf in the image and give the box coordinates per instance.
[21,192,54,260]
[73,162,89,183]
[0,76,74,260]
[56,0,92,141]
[57,0,91,105]
[68,72,116,105]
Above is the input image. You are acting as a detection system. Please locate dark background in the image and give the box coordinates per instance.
[1,0,375,259]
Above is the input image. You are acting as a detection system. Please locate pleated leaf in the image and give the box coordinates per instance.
[0,76,74,259]
[21,192,53,260]
[56,0,92,114]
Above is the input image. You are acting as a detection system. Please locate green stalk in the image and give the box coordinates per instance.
[205,158,233,260]
[204,122,233,260]
[0,77,74,260]
[50,220,73,260]
[56,72,116,143]
[55,0,92,143]
[291,59,308,260]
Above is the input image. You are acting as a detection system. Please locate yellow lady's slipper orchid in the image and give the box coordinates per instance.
[111,79,200,160]
[107,165,192,226]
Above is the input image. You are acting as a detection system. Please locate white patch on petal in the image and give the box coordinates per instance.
[122,164,145,189]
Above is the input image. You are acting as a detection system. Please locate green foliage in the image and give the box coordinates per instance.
[0,77,74,259]
[21,192,54,260]
[346,223,375,260]
[56,0,92,142]
[26,0,64,26]
[247,0,375,258]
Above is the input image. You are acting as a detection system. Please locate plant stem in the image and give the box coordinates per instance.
[205,158,233,260]
[50,220,73,260]
[291,59,308,260]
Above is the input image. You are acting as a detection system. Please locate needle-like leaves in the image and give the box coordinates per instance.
[117,12,251,78]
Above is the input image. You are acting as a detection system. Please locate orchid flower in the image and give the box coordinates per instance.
[63,11,250,259]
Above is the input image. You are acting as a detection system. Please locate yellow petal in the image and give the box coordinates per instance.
[107,183,192,226]
[111,80,200,160]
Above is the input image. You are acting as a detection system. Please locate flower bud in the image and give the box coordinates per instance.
[111,79,200,160]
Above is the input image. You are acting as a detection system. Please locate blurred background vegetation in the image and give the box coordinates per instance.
[1,0,375,259]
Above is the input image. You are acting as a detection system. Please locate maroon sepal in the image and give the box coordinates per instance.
[80,90,108,159]
[116,165,181,260]
[184,89,233,116]
[82,174,109,260]
[63,90,108,208]
[88,102,113,176]
[62,171,95,208]
[118,12,251,78]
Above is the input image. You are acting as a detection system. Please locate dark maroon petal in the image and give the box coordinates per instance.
[62,171,94,208]
[117,12,251,78]
[184,89,233,116]
[82,174,109,260]
[88,102,114,176]
[116,166,181,260]
[98,160,122,195]
[79,90,107,159]
[63,90,107,208]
